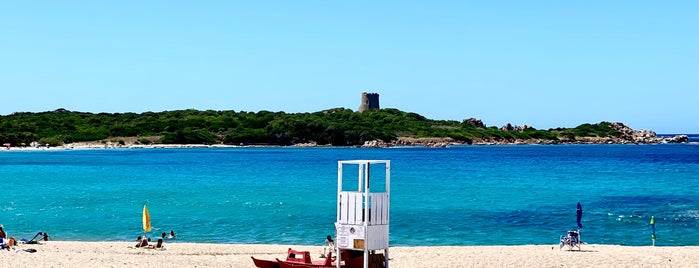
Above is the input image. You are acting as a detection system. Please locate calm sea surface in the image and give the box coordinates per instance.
[1,142,698,246]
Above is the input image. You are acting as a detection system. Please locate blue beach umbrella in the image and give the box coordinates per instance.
[576,202,583,230]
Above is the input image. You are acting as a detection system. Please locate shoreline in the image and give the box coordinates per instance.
[2,241,698,267]
[1,124,693,151]
[2,137,694,152]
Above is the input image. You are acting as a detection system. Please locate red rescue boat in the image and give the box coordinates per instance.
[252,248,386,268]
[252,248,340,268]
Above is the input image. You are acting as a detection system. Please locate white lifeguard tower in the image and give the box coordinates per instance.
[335,160,390,268]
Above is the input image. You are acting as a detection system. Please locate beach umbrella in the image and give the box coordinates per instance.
[650,216,656,246]
[142,205,152,235]
[576,202,583,230]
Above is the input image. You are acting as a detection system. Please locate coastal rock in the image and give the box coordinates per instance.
[514,125,533,131]
[361,139,389,148]
[607,122,664,144]
[663,135,689,143]
[292,141,319,147]
[632,129,658,143]
[463,118,486,128]
[500,123,532,132]
[389,137,457,148]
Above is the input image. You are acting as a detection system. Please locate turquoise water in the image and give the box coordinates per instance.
[1,144,698,246]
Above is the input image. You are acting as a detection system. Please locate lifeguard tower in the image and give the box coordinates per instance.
[335,160,390,268]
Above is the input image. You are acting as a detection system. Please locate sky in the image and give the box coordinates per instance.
[1,1,697,133]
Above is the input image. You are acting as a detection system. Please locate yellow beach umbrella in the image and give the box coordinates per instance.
[142,205,152,233]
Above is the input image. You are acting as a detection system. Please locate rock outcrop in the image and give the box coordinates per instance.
[501,123,514,131]
[362,137,455,148]
[662,135,689,143]
[501,123,533,132]
[463,118,486,128]
[605,122,687,144]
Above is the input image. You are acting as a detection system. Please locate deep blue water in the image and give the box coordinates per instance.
[1,144,698,246]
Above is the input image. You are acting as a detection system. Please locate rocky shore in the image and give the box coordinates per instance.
[361,122,689,148]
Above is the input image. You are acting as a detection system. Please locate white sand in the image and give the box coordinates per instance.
[0,241,696,267]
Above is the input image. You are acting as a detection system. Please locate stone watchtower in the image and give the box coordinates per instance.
[358,92,380,112]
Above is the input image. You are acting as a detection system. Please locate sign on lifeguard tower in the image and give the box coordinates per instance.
[335,160,390,268]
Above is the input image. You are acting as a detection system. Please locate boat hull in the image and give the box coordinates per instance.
[277,261,339,268]
[251,256,280,268]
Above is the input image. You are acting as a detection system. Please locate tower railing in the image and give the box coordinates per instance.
[338,192,389,225]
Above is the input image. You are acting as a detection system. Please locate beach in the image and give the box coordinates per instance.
[0,242,697,267]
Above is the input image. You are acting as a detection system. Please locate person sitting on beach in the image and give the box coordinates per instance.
[135,236,148,248]
[144,238,164,250]
[156,238,164,248]
[42,232,50,241]
[0,235,11,250]
[0,224,6,239]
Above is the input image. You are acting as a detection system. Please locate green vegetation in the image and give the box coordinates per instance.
[0,108,624,146]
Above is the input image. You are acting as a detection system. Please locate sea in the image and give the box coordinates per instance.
[1,136,698,247]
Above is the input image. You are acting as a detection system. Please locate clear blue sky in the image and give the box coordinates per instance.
[2,1,697,133]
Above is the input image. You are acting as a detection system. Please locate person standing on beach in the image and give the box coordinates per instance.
[325,235,335,248]
[322,235,335,258]
[0,225,6,239]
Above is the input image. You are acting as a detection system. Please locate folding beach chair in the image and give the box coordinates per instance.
[24,232,48,244]
[559,230,581,251]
